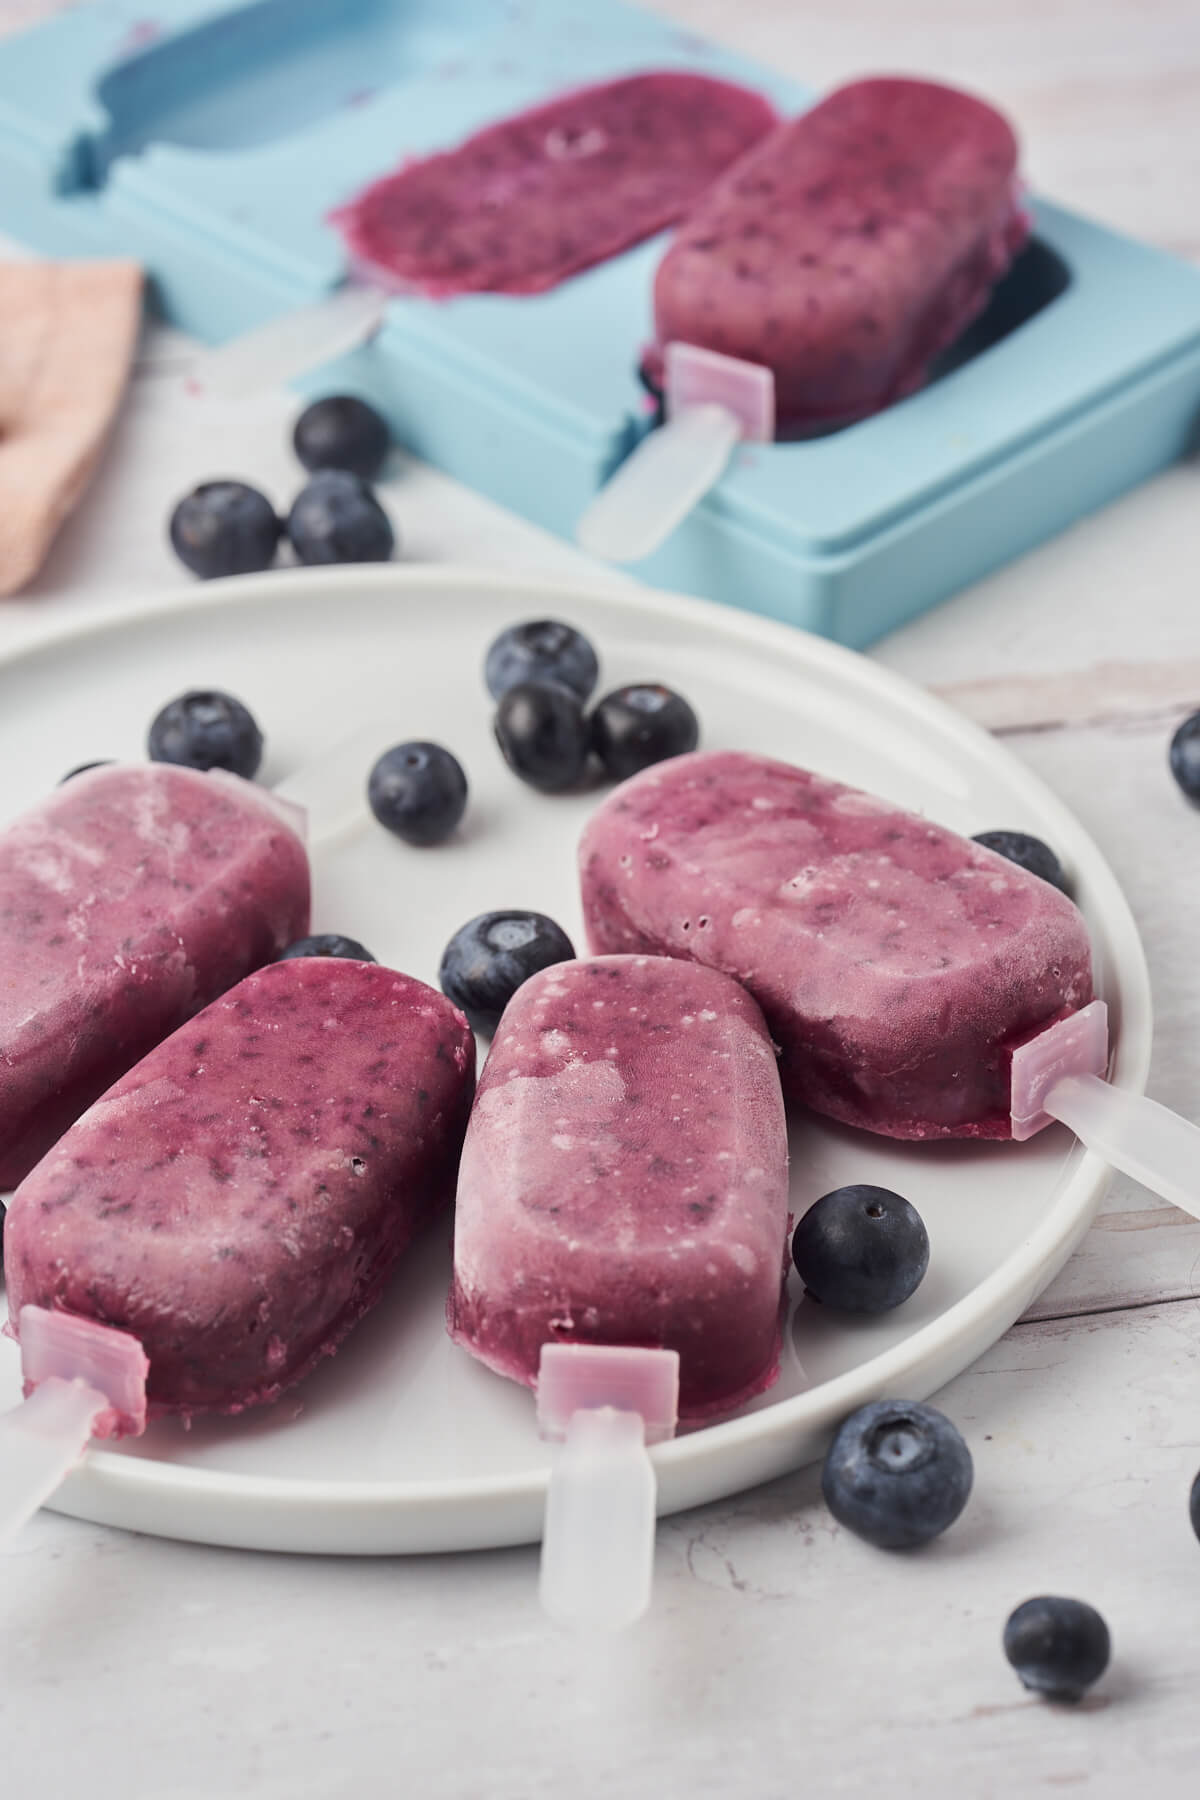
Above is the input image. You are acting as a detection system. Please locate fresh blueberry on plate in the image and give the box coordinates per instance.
[484,620,599,704]
[368,742,468,845]
[493,681,591,792]
[277,934,376,963]
[59,760,115,784]
[287,470,395,565]
[1169,711,1200,802]
[147,690,264,780]
[439,910,576,1035]
[792,1185,929,1313]
[591,683,699,781]
[1189,1468,1200,1542]
[821,1399,973,1549]
[972,829,1068,893]
[1003,1596,1111,1702]
[169,480,280,579]
[293,395,391,480]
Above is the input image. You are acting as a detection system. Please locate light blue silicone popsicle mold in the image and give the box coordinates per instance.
[2,0,1198,646]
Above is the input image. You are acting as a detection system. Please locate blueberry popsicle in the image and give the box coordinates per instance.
[0,762,310,1189]
[580,752,1092,1142]
[5,957,475,1420]
[332,72,778,297]
[649,77,1028,425]
[448,954,789,1420]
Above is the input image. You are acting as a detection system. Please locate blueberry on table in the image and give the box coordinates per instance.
[59,760,115,784]
[590,683,699,782]
[277,934,376,964]
[792,1185,929,1313]
[484,620,599,704]
[821,1400,973,1549]
[439,910,575,1035]
[972,829,1067,893]
[293,395,391,480]
[368,742,467,846]
[287,470,395,565]
[169,481,280,579]
[1003,1596,1111,1702]
[1190,1468,1200,1542]
[493,681,591,792]
[147,690,264,780]
[1169,711,1200,802]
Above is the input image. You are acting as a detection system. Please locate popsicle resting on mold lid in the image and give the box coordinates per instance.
[191,72,779,399]
[575,342,776,564]
[0,956,476,1544]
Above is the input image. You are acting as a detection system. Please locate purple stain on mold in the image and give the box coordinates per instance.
[119,19,162,54]
[345,88,375,110]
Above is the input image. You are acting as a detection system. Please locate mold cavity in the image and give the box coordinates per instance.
[77,0,494,183]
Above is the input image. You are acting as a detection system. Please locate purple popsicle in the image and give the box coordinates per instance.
[579,752,1093,1142]
[5,958,475,1422]
[331,72,778,297]
[650,77,1028,425]
[447,954,790,1420]
[0,763,310,1190]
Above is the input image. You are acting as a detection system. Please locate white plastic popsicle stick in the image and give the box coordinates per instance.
[190,284,388,400]
[536,1343,679,1631]
[1011,1000,1200,1219]
[0,1306,149,1544]
[576,344,775,565]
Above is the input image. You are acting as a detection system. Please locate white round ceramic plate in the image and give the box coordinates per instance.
[0,567,1150,1555]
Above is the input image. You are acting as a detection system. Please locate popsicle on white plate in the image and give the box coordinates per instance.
[0,761,311,1188]
[0,957,475,1536]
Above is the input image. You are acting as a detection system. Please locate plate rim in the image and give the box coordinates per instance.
[0,564,1152,1545]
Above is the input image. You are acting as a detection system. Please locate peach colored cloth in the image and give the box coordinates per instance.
[0,260,143,594]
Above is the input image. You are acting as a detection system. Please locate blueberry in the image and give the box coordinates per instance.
[821,1399,973,1549]
[972,830,1068,893]
[590,684,699,782]
[368,741,467,845]
[439,911,576,1035]
[59,760,115,784]
[792,1185,929,1314]
[147,690,264,780]
[1003,1597,1111,1702]
[169,481,280,579]
[277,934,376,964]
[484,620,599,703]
[287,470,394,565]
[293,395,391,480]
[493,681,590,792]
[1170,711,1200,802]
[1190,1468,1200,1542]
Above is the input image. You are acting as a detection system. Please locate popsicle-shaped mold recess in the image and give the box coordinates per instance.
[0,761,310,1189]
[78,0,476,180]
[648,77,1030,428]
[5,956,475,1422]
[576,343,775,563]
[0,1307,149,1546]
[447,954,791,1420]
[1010,1000,1200,1217]
[580,751,1093,1141]
[537,1344,680,1632]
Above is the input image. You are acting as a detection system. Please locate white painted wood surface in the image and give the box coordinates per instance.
[3,3,1200,1794]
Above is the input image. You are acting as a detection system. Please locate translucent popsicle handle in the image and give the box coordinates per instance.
[0,1379,107,1544]
[272,720,397,853]
[191,285,388,400]
[576,403,743,564]
[539,1408,657,1631]
[1045,1075,1200,1219]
